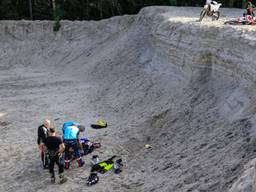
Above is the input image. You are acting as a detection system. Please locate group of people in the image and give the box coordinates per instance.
[37,119,86,184]
[202,0,256,24]
[205,0,255,17]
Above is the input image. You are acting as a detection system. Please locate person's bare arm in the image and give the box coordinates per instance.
[38,143,44,151]
[59,143,65,153]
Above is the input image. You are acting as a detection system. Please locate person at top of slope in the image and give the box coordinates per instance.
[245,0,255,17]
[205,0,218,5]
[206,0,213,5]
[203,0,219,14]
[62,121,85,169]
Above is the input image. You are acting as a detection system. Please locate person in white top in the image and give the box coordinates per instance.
[206,0,212,5]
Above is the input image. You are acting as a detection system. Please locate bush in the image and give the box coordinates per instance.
[53,20,61,32]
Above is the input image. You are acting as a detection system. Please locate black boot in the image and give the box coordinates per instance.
[50,175,55,183]
[59,173,67,184]
[114,159,123,174]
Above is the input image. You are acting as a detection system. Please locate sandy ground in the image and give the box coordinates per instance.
[1,6,256,192]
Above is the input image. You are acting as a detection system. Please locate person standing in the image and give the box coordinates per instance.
[37,119,50,168]
[44,127,67,184]
[246,0,255,17]
[205,0,213,5]
[62,121,85,169]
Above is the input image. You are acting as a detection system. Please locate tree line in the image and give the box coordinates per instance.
[0,0,250,21]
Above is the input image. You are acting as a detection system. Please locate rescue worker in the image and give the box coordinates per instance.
[37,119,50,168]
[44,127,67,184]
[62,121,85,169]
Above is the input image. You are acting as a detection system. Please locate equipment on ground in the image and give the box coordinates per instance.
[114,159,123,174]
[91,155,100,165]
[91,120,108,129]
[87,173,99,186]
[91,156,123,174]
[91,156,116,174]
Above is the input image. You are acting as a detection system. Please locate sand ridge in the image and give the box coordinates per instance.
[0,6,256,192]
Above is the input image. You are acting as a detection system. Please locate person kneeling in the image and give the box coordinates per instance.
[62,121,85,169]
[44,128,67,184]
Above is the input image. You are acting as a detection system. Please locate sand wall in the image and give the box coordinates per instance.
[0,6,256,192]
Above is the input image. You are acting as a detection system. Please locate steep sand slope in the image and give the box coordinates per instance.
[0,6,256,192]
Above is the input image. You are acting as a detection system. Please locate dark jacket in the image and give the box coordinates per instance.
[37,124,49,145]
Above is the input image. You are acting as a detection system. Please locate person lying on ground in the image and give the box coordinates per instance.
[44,127,67,184]
[66,137,101,162]
[79,137,101,156]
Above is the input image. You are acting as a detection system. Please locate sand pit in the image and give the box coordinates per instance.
[1,6,256,192]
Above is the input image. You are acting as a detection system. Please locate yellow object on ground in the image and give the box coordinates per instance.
[96,120,107,127]
[145,144,152,149]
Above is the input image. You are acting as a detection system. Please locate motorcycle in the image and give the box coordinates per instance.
[198,1,222,22]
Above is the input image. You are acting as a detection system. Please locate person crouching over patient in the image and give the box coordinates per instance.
[62,121,85,169]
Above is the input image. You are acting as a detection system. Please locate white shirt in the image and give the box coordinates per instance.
[206,0,212,5]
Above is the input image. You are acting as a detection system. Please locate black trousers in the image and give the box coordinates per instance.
[41,151,48,168]
[48,153,64,178]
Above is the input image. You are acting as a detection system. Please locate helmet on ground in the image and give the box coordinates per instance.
[96,120,107,127]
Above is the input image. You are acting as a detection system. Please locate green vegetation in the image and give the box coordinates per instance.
[0,0,250,21]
